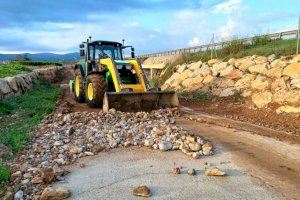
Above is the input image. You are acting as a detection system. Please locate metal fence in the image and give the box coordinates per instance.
[137,29,299,58]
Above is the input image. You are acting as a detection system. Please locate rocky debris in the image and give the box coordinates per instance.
[187,168,196,176]
[161,54,300,113]
[14,190,24,200]
[171,167,181,175]
[4,108,212,199]
[158,141,173,151]
[132,186,151,197]
[79,163,86,168]
[41,168,55,184]
[40,186,70,200]
[205,168,226,176]
[0,66,64,100]
[2,191,13,200]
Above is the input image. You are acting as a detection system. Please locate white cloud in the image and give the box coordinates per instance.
[212,0,243,14]
[124,21,139,27]
[219,18,236,39]
[188,37,200,46]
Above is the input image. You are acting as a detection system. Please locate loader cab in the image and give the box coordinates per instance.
[79,39,143,92]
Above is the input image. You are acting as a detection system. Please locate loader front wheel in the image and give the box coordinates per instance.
[74,68,85,102]
[85,74,107,107]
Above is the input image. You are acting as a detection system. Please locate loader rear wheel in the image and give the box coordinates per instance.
[74,68,85,102]
[85,74,107,107]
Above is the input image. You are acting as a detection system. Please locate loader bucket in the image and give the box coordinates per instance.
[103,91,179,112]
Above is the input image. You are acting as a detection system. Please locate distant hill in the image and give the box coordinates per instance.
[0,52,81,62]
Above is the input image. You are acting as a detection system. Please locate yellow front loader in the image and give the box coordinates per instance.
[70,38,179,112]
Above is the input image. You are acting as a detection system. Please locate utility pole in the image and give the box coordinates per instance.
[297,12,300,54]
[211,33,215,60]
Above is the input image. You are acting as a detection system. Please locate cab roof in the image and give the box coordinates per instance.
[90,40,123,47]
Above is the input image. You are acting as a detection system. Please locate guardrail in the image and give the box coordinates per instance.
[138,29,299,58]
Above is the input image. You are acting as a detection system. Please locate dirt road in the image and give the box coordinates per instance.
[177,111,300,199]
[57,68,300,199]
[55,147,277,200]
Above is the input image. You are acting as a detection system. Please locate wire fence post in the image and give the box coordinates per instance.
[297,12,300,54]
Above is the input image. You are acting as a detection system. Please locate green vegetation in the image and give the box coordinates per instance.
[0,163,10,182]
[179,91,211,101]
[0,63,31,78]
[0,61,62,78]
[0,79,62,153]
[177,38,297,64]
[14,60,63,66]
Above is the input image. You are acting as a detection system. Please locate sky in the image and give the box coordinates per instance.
[0,0,299,55]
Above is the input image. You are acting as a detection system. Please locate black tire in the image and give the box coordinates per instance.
[85,74,107,107]
[74,68,85,102]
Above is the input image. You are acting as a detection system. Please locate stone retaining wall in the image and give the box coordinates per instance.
[0,66,64,100]
[161,54,300,114]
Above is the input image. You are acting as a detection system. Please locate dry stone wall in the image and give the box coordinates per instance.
[0,66,64,100]
[162,54,300,114]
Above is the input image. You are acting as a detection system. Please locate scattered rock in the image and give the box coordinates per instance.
[40,186,71,200]
[187,168,196,176]
[158,141,172,151]
[2,191,13,200]
[79,163,85,168]
[188,142,201,152]
[41,167,55,184]
[14,190,24,200]
[132,186,151,197]
[91,145,105,153]
[205,167,226,176]
[171,167,181,175]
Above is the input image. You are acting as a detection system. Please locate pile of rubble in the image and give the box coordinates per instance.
[162,54,300,113]
[4,108,213,199]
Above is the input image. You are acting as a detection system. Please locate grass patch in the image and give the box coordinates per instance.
[179,91,211,101]
[0,162,10,182]
[0,63,31,78]
[14,61,63,66]
[0,79,62,153]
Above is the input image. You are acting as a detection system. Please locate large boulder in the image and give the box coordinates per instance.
[40,186,70,200]
[272,90,300,106]
[266,67,282,78]
[276,105,300,114]
[191,65,211,77]
[236,58,255,71]
[253,56,268,64]
[227,69,243,80]
[207,59,221,66]
[252,91,272,108]
[177,65,187,74]
[248,64,268,75]
[251,76,270,91]
[4,77,18,92]
[219,88,236,97]
[211,62,228,76]
[219,65,234,77]
[270,59,287,68]
[202,75,214,85]
[189,61,202,71]
[181,78,194,88]
[270,78,287,91]
[291,79,300,89]
[282,63,300,79]
[0,79,12,94]
[178,69,192,81]
[234,74,255,90]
